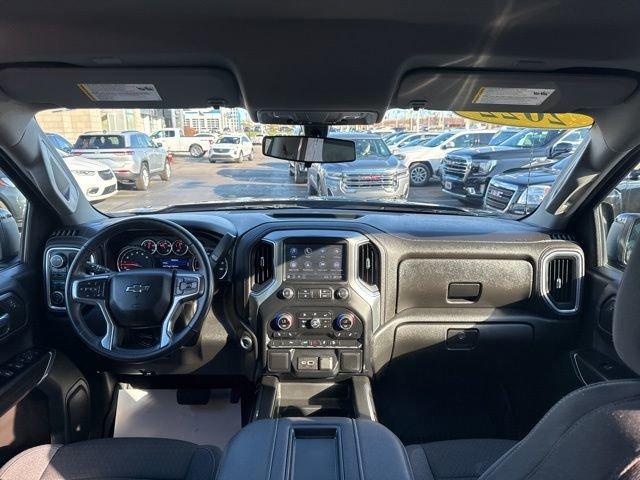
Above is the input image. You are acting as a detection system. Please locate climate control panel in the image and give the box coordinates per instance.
[264,306,365,378]
[268,309,363,349]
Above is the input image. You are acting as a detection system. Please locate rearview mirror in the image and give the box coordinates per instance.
[262,136,356,163]
[550,141,574,159]
[606,213,640,268]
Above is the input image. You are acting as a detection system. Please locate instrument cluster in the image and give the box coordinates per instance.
[114,236,230,280]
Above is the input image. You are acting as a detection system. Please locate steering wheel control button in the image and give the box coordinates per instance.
[175,275,200,296]
[280,287,294,300]
[336,287,350,300]
[76,279,106,299]
[49,254,66,269]
[274,313,294,330]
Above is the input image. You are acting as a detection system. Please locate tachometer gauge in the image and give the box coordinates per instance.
[117,247,154,271]
[140,239,157,254]
[156,239,173,256]
[172,239,189,256]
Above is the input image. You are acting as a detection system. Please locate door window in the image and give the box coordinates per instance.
[598,163,640,270]
[0,169,28,262]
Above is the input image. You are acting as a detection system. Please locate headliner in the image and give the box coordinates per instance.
[0,0,639,120]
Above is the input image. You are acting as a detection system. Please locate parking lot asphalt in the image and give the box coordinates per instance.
[98,148,461,213]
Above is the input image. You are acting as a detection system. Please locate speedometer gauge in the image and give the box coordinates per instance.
[117,247,154,271]
[156,239,173,256]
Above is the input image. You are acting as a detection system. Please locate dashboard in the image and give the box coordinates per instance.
[43,209,585,379]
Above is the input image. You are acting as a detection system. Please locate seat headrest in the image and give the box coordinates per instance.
[613,239,640,374]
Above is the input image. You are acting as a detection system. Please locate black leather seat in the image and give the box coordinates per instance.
[0,437,220,480]
[407,239,640,480]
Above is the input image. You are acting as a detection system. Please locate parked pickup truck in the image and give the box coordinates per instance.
[441,127,589,204]
[150,128,217,157]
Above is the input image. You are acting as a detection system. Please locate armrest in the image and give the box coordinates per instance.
[217,417,413,480]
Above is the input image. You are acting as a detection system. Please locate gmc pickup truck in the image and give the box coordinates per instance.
[441,127,589,203]
[150,128,217,157]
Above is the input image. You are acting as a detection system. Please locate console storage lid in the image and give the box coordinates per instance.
[217,417,413,480]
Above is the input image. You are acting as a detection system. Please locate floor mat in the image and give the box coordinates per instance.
[114,388,241,448]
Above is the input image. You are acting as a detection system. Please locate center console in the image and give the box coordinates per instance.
[217,417,413,480]
[250,231,380,379]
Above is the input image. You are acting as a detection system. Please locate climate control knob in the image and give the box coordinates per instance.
[335,313,356,331]
[274,313,294,331]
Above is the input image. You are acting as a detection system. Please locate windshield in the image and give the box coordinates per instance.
[500,129,563,149]
[36,108,590,219]
[424,132,455,147]
[349,138,391,157]
[73,135,126,149]
[489,130,519,146]
[217,136,240,144]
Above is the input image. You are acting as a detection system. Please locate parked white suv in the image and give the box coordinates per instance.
[396,130,497,186]
[208,134,253,163]
[56,149,118,203]
[71,131,170,191]
[150,128,217,157]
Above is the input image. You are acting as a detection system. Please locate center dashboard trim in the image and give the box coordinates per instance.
[249,229,381,332]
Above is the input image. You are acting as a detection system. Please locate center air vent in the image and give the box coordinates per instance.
[358,242,380,289]
[51,228,79,238]
[541,250,584,314]
[252,240,274,288]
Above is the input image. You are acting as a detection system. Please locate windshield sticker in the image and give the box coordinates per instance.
[455,111,593,129]
[77,84,162,102]
[472,87,555,106]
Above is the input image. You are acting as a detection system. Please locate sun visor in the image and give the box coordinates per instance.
[394,70,638,113]
[0,67,242,109]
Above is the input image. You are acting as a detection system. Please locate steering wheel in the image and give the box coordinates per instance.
[65,217,214,362]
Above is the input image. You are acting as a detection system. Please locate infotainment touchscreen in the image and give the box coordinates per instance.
[285,244,344,281]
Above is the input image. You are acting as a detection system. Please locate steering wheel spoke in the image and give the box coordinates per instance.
[70,274,120,350]
[159,273,205,348]
[99,307,119,351]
